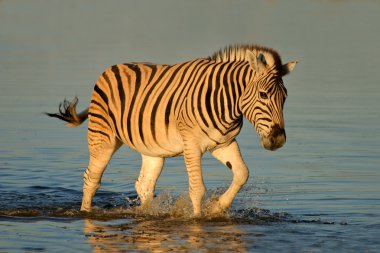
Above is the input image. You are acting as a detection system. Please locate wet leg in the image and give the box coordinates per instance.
[81,138,121,212]
[210,140,249,213]
[177,116,206,216]
[183,143,205,216]
[135,154,164,206]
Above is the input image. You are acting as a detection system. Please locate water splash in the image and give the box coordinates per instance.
[0,189,289,226]
[0,186,341,225]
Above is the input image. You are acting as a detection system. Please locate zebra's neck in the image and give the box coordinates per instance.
[209,60,254,126]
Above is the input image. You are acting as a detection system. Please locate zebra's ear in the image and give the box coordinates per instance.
[282,61,298,76]
[246,50,268,74]
[245,50,259,72]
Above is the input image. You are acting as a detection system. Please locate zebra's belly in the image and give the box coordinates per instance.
[120,126,185,158]
[119,122,242,158]
[129,141,184,158]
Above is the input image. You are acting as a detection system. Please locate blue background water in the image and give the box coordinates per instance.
[1,0,380,252]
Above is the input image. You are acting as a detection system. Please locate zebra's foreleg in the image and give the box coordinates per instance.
[183,144,205,216]
[210,140,249,214]
[135,155,164,206]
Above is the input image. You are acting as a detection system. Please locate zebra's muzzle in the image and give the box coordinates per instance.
[260,124,286,151]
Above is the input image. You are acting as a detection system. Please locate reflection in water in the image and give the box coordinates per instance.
[83,218,247,252]
[82,191,249,252]
[80,192,289,252]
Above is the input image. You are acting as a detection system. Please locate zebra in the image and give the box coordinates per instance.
[46,44,297,216]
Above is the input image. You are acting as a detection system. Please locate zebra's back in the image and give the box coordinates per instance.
[88,58,245,157]
[88,60,206,157]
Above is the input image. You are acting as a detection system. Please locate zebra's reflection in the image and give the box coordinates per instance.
[84,218,247,252]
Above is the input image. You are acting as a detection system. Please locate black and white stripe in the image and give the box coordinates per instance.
[46,44,297,215]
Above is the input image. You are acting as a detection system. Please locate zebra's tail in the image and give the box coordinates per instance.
[45,97,89,127]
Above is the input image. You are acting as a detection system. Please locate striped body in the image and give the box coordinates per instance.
[89,59,249,157]
[46,45,297,215]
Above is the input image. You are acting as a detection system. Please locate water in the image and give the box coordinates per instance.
[1,0,380,252]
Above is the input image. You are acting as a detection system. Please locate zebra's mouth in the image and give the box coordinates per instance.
[260,124,286,151]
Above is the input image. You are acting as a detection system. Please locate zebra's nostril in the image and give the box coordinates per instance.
[271,124,285,137]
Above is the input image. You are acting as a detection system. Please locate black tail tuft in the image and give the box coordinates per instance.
[45,97,88,127]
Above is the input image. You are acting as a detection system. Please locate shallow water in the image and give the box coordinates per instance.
[1,0,380,252]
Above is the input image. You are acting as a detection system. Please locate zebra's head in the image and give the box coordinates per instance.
[240,49,297,151]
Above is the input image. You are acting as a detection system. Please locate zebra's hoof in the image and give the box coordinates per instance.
[206,198,226,216]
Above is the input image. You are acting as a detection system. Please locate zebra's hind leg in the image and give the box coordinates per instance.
[135,155,164,206]
[80,134,122,212]
[210,140,249,214]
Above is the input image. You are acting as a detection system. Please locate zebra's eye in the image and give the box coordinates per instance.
[259,92,268,100]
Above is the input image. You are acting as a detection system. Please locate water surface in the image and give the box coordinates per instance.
[1,0,380,252]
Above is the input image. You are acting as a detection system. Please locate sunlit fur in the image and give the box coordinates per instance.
[209,44,283,73]
[213,45,288,150]
[240,63,288,150]
[46,44,296,215]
